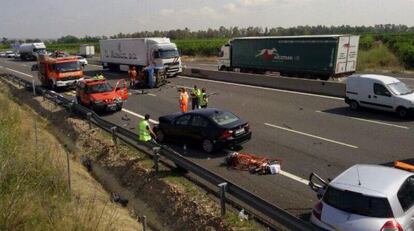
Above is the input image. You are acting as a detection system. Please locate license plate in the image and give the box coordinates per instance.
[107,104,117,110]
[234,128,245,135]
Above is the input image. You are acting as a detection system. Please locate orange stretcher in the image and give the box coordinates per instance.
[225,152,282,174]
[394,161,414,172]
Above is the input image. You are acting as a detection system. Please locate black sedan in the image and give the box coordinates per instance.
[155,108,252,153]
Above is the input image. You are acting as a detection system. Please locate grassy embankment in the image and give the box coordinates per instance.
[0,83,140,230]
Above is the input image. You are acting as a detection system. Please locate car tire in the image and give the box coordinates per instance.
[349,100,359,110]
[156,129,166,143]
[397,107,408,118]
[202,139,214,153]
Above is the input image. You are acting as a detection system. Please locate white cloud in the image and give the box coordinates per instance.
[223,3,237,12]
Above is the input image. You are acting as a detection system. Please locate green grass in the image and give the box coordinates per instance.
[357,43,404,72]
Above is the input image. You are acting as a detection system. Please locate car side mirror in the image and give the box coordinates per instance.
[31,64,38,71]
[385,92,391,97]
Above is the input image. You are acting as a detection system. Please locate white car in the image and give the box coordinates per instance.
[76,56,88,66]
[0,51,6,57]
[345,74,414,118]
[5,51,16,58]
[309,164,414,231]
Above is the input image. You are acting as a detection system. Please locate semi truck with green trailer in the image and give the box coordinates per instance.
[218,35,359,80]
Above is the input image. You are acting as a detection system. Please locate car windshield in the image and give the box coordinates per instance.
[323,186,393,218]
[387,82,413,95]
[157,49,179,59]
[209,111,239,126]
[87,83,113,93]
[53,62,81,72]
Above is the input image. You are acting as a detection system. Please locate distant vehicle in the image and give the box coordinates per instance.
[218,35,360,80]
[100,37,182,77]
[17,42,46,60]
[76,78,128,112]
[76,56,88,66]
[79,44,95,58]
[309,164,414,231]
[345,74,414,118]
[155,108,251,153]
[34,56,84,89]
[5,51,16,58]
[0,52,6,57]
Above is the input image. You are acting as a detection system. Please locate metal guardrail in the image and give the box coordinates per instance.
[1,73,319,231]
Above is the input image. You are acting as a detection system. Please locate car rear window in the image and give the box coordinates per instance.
[209,111,239,126]
[398,176,414,212]
[323,186,393,218]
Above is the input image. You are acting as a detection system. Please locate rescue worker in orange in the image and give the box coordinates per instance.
[179,88,189,113]
[128,66,137,88]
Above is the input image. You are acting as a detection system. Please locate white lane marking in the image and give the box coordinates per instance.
[316,110,410,130]
[186,63,216,67]
[279,170,309,185]
[178,76,342,100]
[5,68,33,78]
[21,64,27,67]
[264,122,358,149]
[147,93,157,97]
[89,64,102,67]
[121,108,159,124]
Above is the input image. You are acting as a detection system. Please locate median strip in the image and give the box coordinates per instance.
[264,122,359,149]
[316,110,410,129]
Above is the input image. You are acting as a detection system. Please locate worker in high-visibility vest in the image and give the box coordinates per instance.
[191,85,201,110]
[179,88,189,113]
[95,73,105,80]
[138,114,156,142]
[199,87,208,109]
[128,66,137,88]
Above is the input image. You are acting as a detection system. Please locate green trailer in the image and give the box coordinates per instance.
[218,35,359,80]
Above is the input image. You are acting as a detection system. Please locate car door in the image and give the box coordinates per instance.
[189,115,211,141]
[371,83,394,111]
[115,79,128,101]
[76,82,87,104]
[171,114,193,140]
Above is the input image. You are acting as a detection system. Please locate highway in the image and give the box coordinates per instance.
[2,57,414,220]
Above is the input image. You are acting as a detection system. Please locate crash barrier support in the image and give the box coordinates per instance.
[0,73,321,231]
[218,182,228,216]
[182,68,346,98]
[111,126,118,148]
[152,147,160,174]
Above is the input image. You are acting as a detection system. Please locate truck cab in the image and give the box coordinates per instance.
[37,56,84,89]
[218,43,231,71]
[345,74,414,118]
[152,43,182,77]
[76,77,128,112]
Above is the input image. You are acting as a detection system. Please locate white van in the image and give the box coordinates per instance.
[345,74,414,118]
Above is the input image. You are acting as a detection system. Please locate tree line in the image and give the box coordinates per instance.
[2,24,414,45]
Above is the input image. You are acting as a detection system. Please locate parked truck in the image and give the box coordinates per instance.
[18,42,47,60]
[99,38,182,77]
[79,44,95,57]
[218,35,360,80]
[35,55,84,89]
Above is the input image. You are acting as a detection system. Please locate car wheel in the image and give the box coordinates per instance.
[397,107,408,118]
[350,100,359,110]
[156,129,166,143]
[202,139,214,153]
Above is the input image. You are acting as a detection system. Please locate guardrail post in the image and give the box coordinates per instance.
[140,215,147,231]
[152,147,160,173]
[86,112,92,129]
[218,182,228,216]
[111,126,117,148]
[32,79,36,96]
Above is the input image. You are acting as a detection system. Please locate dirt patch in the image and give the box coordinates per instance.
[0,76,247,231]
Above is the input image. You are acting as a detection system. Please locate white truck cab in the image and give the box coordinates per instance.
[218,43,231,71]
[345,74,414,118]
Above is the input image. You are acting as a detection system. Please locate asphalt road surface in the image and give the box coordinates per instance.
[2,57,414,221]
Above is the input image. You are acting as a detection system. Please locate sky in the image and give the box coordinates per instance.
[1,0,414,38]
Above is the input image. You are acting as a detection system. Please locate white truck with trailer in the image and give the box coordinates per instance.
[17,42,47,60]
[99,38,182,77]
[79,44,95,57]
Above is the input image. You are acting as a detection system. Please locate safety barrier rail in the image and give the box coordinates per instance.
[1,73,320,231]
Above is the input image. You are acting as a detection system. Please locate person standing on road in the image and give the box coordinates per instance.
[179,88,189,113]
[138,114,156,142]
[191,85,201,110]
[128,66,137,88]
[199,87,208,108]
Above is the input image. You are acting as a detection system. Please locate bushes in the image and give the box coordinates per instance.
[359,34,376,50]
[375,33,414,68]
[357,44,403,71]
[173,38,228,56]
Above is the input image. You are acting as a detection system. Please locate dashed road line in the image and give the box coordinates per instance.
[121,108,159,124]
[264,122,359,149]
[178,76,343,100]
[316,110,410,130]
[5,68,33,78]
[147,93,157,97]
[279,171,309,185]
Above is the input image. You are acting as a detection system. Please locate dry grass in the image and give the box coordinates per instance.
[357,44,404,72]
[0,83,141,231]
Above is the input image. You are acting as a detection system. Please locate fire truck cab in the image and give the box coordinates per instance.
[37,56,84,88]
[76,77,128,112]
